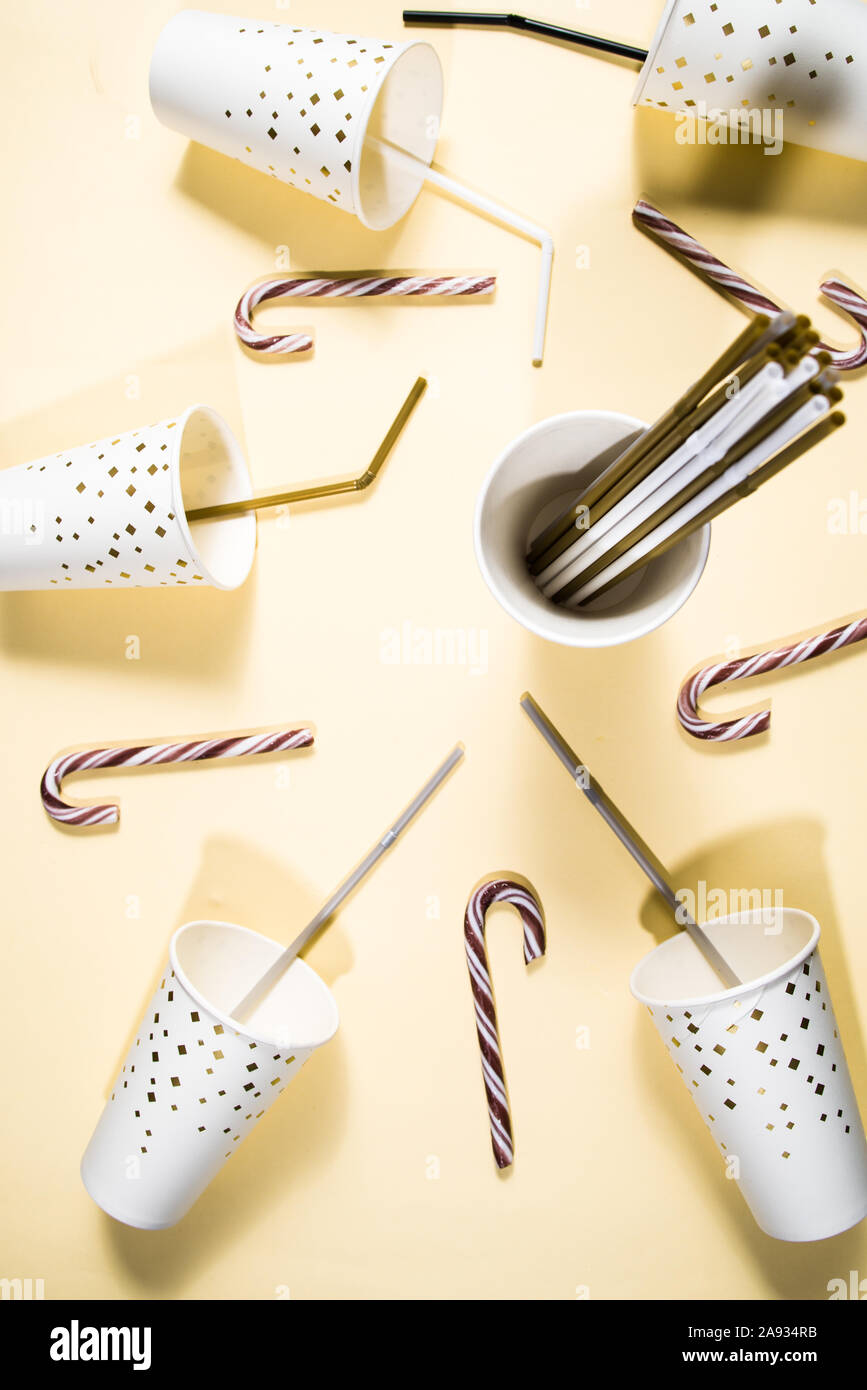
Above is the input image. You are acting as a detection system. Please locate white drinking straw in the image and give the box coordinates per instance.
[366,135,553,364]
[231,743,465,1020]
[566,394,830,607]
[544,357,820,597]
[535,362,786,592]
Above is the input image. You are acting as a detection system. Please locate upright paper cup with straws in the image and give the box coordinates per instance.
[0,405,255,591]
[474,411,710,648]
[149,11,443,230]
[81,920,339,1229]
[634,0,867,161]
[631,907,867,1241]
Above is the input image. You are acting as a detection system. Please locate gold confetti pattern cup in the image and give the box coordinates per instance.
[0,405,255,591]
[149,11,443,230]
[631,907,867,1241]
[634,0,867,162]
[81,920,339,1229]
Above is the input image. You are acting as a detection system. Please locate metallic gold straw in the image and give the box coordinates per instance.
[551,375,839,604]
[580,411,845,606]
[525,314,783,566]
[186,376,426,522]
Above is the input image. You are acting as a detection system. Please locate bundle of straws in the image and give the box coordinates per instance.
[526,314,846,608]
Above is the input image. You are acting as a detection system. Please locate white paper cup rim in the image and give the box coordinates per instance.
[170,403,256,590]
[632,0,680,106]
[169,919,339,1051]
[473,409,711,648]
[630,907,822,1010]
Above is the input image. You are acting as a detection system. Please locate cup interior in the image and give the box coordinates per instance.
[473,410,711,648]
[174,406,256,590]
[631,907,821,1008]
[172,919,339,1050]
[357,42,443,230]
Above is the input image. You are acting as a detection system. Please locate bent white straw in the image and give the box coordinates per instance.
[366,135,553,364]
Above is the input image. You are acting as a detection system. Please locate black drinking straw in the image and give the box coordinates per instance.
[402,10,649,63]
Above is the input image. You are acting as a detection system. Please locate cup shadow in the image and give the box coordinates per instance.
[92,834,353,1291]
[632,105,867,229]
[174,142,405,265]
[634,817,867,1295]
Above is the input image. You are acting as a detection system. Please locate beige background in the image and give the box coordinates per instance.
[2,0,867,1300]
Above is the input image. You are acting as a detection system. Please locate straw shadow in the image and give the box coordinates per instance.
[634,816,867,1296]
[632,105,867,229]
[437,23,643,71]
[96,834,352,1291]
[174,142,404,265]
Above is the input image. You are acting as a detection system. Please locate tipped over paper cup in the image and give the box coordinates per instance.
[635,0,867,162]
[81,920,339,1229]
[0,405,255,591]
[149,10,443,230]
[632,907,867,1242]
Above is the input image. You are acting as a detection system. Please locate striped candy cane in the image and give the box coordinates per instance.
[42,727,314,827]
[633,199,867,373]
[464,877,546,1169]
[234,273,496,353]
[678,619,867,742]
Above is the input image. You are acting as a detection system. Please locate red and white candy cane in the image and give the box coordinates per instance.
[633,199,867,373]
[234,273,496,354]
[678,618,867,742]
[464,877,546,1169]
[41,726,314,828]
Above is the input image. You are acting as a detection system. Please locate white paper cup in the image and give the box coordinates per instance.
[81,920,339,1229]
[632,908,867,1242]
[473,410,710,648]
[150,11,443,230]
[635,0,867,162]
[0,405,255,591]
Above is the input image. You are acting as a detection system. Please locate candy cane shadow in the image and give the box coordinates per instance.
[44,736,315,838]
[634,817,867,1293]
[236,291,493,368]
[95,834,352,1292]
[676,611,867,752]
[632,101,867,229]
[0,335,255,680]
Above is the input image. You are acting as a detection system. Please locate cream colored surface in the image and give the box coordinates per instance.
[2,0,867,1300]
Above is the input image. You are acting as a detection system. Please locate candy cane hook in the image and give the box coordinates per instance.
[235,273,496,354]
[633,199,867,373]
[464,877,546,1169]
[678,619,867,742]
[41,726,314,828]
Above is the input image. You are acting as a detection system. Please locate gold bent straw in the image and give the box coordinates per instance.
[525,313,781,566]
[519,693,741,988]
[578,411,845,606]
[551,376,843,604]
[186,376,427,522]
